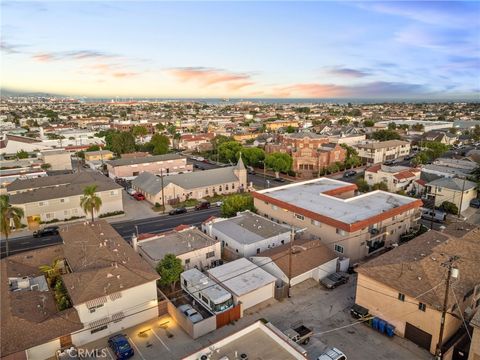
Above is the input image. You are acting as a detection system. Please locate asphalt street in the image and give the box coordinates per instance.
[0,207,221,258]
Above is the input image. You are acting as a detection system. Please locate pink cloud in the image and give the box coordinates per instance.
[168,67,254,88]
[112,71,138,78]
[32,53,55,62]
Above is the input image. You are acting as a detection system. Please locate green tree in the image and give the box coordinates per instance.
[338,118,350,126]
[411,151,431,166]
[371,130,401,141]
[86,145,101,152]
[285,125,296,133]
[166,124,177,136]
[39,258,63,287]
[221,194,255,218]
[423,141,450,159]
[325,163,340,174]
[411,124,425,132]
[218,141,243,164]
[355,178,370,193]
[363,119,375,127]
[240,147,265,168]
[40,163,51,170]
[155,123,166,132]
[110,132,136,155]
[265,152,292,178]
[132,125,148,139]
[16,150,29,159]
[0,195,24,257]
[148,134,170,155]
[80,185,103,222]
[441,201,458,215]
[77,151,85,159]
[156,254,183,292]
[388,122,397,130]
[372,182,389,191]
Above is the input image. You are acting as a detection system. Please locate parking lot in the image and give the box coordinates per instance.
[75,277,432,360]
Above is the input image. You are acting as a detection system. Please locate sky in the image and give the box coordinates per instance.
[1,1,479,99]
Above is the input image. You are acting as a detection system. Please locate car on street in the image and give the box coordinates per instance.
[273,177,286,183]
[33,226,59,238]
[404,154,414,160]
[320,272,349,289]
[317,347,347,360]
[133,193,145,201]
[178,304,204,323]
[195,201,211,210]
[108,334,134,360]
[470,198,480,209]
[169,207,187,215]
[343,170,357,178]
[126,188,136,196]
[383,159,396,166]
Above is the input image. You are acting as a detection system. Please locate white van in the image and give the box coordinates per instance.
[420,208,447,223]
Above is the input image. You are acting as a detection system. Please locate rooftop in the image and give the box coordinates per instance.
[206,210,291,245]
[426,177,477,191]
[8,172,121,204]
[137,227,218,262]
[256,239,337,278]
[356,140,409,149]
[254,178,421,231]
[181,268,232,304]
[60,220,159,304]
[208,258,276,297]
[356,224,480,310]
[106,153,184,167]
[183,320,307,360]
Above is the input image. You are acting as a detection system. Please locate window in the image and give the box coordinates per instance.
[398,293,405,301]
[257,248,260,254]
[206,251,215,259]
[418,303,426,312]
[91,325,107,334]
[110,190,117,196]
[38,201,46,207]
[133,171,139,176]
[334,244,344,254]
[281,240,284,245]
[185,259,190,265]
[225,184,229,191]
[60,198,66,203]
[232,183,235,189]
[183,279,187,287]
[294,213,304,221]
[336,228,346,236]
[311,219,321,226]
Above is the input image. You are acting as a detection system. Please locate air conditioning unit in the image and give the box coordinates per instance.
[30,284,39,291]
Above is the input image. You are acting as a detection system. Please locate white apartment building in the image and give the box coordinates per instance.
[253,178,423,262]
[355,140,411,164]
[364,164,420,193]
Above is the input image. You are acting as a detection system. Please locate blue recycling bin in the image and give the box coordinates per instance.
[378,319,386,333]
[385,324,395,337]
[372,317,379,330]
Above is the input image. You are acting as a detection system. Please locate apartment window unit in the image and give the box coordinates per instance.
[294,213,304,221]
[334,244,344,254]
[225,184,229,190]
[38,201,47,207]
[110,190,117,196]
[336,228,347,236]
[311,219,321,227]
[418,303,426,312]
[45,213,54,219]
[398,293,405,301]
[232,183,235,189]
[206,251,215,259]
[185,259,190,265]
[60,198,69,203]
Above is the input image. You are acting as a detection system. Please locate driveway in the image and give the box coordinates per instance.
[120,190,158,221]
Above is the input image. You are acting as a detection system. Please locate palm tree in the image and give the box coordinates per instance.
[0,195,25,257]
[39,258,63,287]
[80,185,102,222]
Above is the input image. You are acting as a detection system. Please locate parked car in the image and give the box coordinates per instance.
[320,272,349,289]
[126,188,136,196]
[420,208,446,223]
[178,304,203,323]
[195,201,211,210]
[317,347,347,360]
[214,201,223,207]
[404,154,414,160]
[169,207,187,215]
[284,324,313,345]
[247,166,256,175]
[273,177,286,183]
[343,170,357,178]
[108,334,134,360]
[383,159,396,166]
[133,193,145,201]
[33,226,59,238]
[470,198,480,209]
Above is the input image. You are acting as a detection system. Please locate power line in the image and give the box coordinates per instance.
[450,282,472,342]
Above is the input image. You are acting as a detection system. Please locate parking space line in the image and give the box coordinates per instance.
[127,336,146,360]
[104,347,115,360]
[150,328,171,353]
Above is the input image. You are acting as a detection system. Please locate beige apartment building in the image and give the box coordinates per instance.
[355,140,410,164]
[84,150,114,162]
[364,164,420,192]
[426,177,478,213]
[7,172,123,228]
[38,149,72,171]
[355,226,480,355]
[106,153,192,180]
[470,311,480,360]
[132,159,247,205]
[252,178,422,262]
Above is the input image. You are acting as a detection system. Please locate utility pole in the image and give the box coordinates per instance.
[160,167,165,214]
[457,177,467,219]
[435,256,459,360]
[431,185,438,230]
[288,227,294,298]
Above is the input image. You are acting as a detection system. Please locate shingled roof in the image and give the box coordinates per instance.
[356,224,480,310]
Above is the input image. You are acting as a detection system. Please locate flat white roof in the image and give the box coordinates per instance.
[181,268,231,303]
[258,178,417,225]
[208,258,276,297]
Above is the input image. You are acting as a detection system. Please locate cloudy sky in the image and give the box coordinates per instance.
[1,1,479,99]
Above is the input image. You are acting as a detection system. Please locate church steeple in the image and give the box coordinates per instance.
[237,152,246,170]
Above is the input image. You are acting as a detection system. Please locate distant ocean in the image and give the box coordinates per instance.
[80,97,476,105]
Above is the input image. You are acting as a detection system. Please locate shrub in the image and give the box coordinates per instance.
[99,210,125,218]
[441,201,458,215]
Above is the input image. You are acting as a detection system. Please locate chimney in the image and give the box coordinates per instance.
[132,234,138,252]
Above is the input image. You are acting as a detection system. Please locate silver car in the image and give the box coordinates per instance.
[178,304,203,323]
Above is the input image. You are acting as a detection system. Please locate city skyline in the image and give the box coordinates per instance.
[1,1,479,99]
